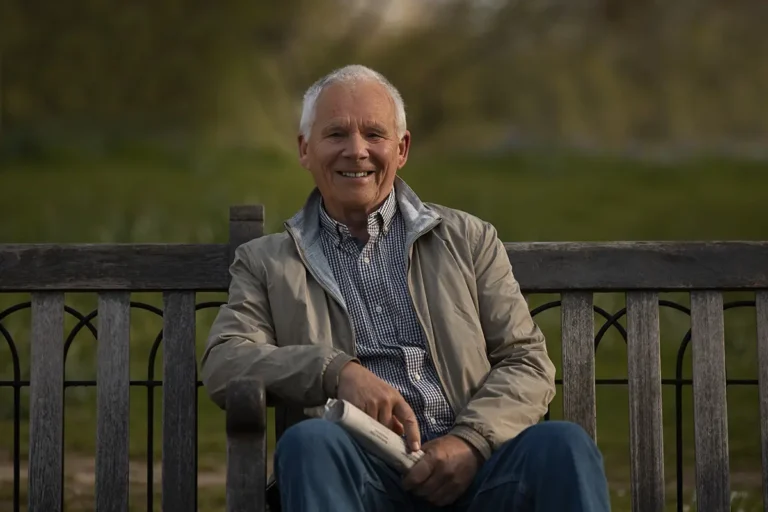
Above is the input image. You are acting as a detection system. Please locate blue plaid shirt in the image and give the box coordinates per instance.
[319,191,455,440]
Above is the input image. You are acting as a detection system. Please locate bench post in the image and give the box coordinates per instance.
[226,378,268,512]
[229,205,265,264]
[225,205,268,512]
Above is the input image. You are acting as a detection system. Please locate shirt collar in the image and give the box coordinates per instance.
[319,189,398,244]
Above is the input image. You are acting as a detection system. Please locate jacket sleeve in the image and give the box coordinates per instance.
[200,244,357,410]
[449,222,557,459]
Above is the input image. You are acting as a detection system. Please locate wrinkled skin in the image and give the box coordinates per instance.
[298,79,410,241]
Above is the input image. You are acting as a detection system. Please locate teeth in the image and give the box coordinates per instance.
[341,172,370,178]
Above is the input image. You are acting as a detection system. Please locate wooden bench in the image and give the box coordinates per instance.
[1,204,767,512]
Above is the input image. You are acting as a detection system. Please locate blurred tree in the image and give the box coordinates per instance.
[1,0,767,154]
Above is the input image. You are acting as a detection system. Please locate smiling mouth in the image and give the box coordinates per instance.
[337,171,375,178]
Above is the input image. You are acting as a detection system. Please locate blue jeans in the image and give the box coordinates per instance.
[274,419,611,511]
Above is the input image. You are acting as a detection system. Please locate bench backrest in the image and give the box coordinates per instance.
[1,205,767,512]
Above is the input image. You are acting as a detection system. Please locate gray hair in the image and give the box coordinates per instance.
[299,64,407,140]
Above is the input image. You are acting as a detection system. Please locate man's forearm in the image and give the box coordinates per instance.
[201,335,356,409]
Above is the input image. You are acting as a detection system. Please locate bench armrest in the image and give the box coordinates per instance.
[225,377,267,512]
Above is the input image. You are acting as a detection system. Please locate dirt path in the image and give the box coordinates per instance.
[0,453,275,489]
[0,453,761,498]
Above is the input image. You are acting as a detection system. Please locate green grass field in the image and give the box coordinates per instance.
[1,147,767,510]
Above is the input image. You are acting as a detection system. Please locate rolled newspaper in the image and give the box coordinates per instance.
[321,398,424,473]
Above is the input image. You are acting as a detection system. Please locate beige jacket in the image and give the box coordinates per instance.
[201,177,556,460]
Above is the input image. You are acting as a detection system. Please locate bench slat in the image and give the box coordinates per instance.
[626,292,664,511]
[162,291,197,511]
[226,378,268,512]
[96,292,131,512]
[561,292,596,439]
[756,290,768,510]
[28,292,65,511]
[690,291,730,511]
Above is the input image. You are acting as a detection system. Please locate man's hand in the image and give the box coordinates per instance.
[402,435,483,507]
[336,362,421,451]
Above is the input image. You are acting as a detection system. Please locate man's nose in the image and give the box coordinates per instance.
[342,133,369,159]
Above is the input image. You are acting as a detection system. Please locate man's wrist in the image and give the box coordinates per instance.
[449,425,492,461]
[322,353,358,398]
[447,434,482,465]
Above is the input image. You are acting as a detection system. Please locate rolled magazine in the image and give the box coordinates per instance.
[321,398,425,473]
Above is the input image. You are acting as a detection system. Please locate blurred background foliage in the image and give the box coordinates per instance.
[2,0,768,157]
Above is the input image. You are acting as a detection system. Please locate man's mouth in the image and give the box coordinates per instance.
[337,171,375,178]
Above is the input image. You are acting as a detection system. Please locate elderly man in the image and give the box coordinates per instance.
[201,65,610,511]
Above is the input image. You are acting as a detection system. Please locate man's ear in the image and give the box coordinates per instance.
[298,134,310,170]
[397,130,411,169]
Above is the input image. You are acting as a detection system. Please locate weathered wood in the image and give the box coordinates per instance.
[229,205,265,222]
[756,290,768,509]
[626,292,664,512]
[162,292,197,512]
[506,241,768,292]
[28,292,64,512]
[229,205,265,264]
[690,291,730,511]
[226,378,267,512]
[0,244,230,291]
[3,241,768,292]
[561,292,596,440]
[96,292,131,512]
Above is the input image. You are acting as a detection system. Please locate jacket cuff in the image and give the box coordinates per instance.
[449,425,493,461]
[322,352,358,398]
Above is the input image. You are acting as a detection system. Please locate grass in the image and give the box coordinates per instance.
[1,146,767,511]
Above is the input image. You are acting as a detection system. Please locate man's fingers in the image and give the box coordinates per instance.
[415,467,448,500]
[402,457,432,491]
[363,402,378,421]
[393,400,421,451]
[378,408,394,431]
[391,416,404,435]
[430,479,464,507]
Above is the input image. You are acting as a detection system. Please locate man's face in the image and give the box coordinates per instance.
[298,79,410,217]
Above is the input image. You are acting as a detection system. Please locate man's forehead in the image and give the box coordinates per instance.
[315,80,395,116]
[321,117,389,130]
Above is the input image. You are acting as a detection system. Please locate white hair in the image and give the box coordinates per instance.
[299,64,407,140]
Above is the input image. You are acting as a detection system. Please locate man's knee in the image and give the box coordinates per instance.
[526,420,594,444]
[515,421,603,467]
[495,421,600,464]
[275,418,350,463]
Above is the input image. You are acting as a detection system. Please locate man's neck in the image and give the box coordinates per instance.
[323,194,392,243]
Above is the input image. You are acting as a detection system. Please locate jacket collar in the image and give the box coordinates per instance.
[284,177,441,309]
[285,176,440,251]
[319,189,398,247]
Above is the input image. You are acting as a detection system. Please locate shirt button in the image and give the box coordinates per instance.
[413,373,421,381]
[429,417,437,424]
[375,305,383,313]
[363,257,370,264]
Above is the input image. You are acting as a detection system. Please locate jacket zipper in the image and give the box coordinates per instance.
[404,220,460,416]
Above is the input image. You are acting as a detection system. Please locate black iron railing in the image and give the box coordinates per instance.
[0,298,758,512]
